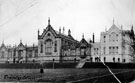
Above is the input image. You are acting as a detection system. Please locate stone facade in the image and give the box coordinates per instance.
[0,19,134,63]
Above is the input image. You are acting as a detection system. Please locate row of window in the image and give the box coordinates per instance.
[103,46,119,54]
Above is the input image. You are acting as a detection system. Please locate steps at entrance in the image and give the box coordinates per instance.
[76,58,87,68]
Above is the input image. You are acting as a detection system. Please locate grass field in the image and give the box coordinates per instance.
[0,68,134,83]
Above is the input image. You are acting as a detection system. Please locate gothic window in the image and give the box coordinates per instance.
[104,36,106,42]
[116,46,118,54]
[54,41,57,52]
[40,43,43,53]
[109,47,111,54]
[118,58,120,62]
[113,57,115,62]
[45,39,52,55]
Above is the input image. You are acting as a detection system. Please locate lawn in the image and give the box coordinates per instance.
[0,68,134,83]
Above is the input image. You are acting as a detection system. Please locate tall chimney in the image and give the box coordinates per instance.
[63,27,65,34]
[93,33,95,43]
[68,29,71,36]
[59,27,61,34]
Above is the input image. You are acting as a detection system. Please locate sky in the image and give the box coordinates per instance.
[0,0,134,46]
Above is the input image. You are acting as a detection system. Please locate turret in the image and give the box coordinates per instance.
[68,29,71,36]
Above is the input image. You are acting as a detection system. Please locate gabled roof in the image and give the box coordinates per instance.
[76,38,90,48]
[0,43,7,51]
[16,41,25,50]
[108,24,120,33]
[38,19,76,42]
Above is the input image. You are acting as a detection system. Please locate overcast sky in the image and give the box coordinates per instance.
[0,0,134,46]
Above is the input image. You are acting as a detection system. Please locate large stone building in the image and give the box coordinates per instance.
[0,18,134,63]
[99,22,134,63]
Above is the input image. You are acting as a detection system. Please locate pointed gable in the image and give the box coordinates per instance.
[16,40,25,50]
[39,18,76,41]
[76,38,90,48]
[108,24,120,33]
[0,43,7,51]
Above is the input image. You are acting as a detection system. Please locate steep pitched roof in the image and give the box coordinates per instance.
[108,24,120,33]
[76,38,90,48]
[16,41,25,50]
[0,43,7,51]
[39,19,76,42]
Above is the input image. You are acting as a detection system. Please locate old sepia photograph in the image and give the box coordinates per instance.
[0,0,135,83]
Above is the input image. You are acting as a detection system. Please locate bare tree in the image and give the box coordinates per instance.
[122,26,135,62]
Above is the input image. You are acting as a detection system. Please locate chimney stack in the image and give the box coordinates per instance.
[63,27,65,34]
[59,27,61,34]
[93,33,95,43]
[68,29,71,36]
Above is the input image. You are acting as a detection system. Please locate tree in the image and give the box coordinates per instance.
[123,25,135,62]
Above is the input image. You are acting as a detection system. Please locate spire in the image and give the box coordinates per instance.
[20,39,22,43]
[131,25,133,31]
[113,18,115,24]
[59,27,61,34]
[68,29,71,36]
[48,17,50,25]
[82,33,84,39]
[63,27,65,34]
[93,33,95,43]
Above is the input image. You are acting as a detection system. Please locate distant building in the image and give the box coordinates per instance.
[0,40,38,63]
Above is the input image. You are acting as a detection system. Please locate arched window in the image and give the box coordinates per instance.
[104,57,106,62]
[90,57,93,62]
[113,57,115,62]
[45,39,52,55]
[118,58,120,62]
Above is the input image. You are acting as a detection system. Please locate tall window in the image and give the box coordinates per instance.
[40,42,43,53]
[109,47,111,54]
[54,41,57,52]
[103,47,106,54]
[116,46,118,54]
[45,39,52,55]
[104,36,106,43]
